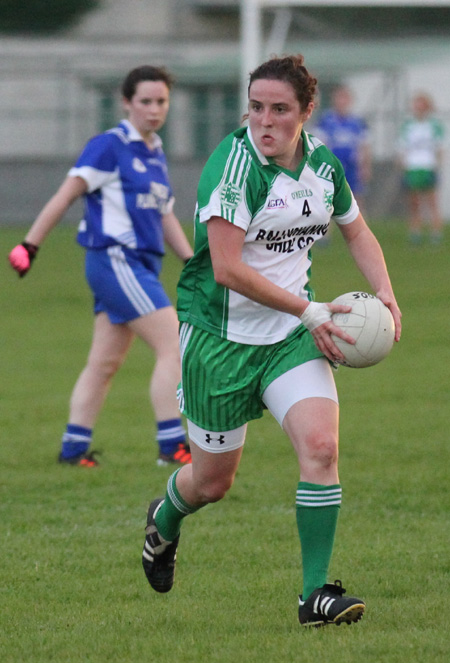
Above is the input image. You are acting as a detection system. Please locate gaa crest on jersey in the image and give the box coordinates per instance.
[220,182,242,208]
[323,190,334,213]
[267,196,288,209]
[132,157,147,173]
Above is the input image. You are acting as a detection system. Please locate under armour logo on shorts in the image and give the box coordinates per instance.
[205,434,226,445]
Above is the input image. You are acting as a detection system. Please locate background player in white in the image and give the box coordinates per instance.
[397,93,444,245]
[141,55,402,627]
[9,65,193,467]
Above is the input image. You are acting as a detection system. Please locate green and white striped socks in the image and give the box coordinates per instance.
[155,469,202,541]
[296,482,342,600]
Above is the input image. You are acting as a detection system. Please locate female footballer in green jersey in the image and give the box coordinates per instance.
[398,93,444,245]
[142,54,402,627]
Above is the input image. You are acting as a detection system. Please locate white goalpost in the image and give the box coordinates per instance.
[239,0,450,112]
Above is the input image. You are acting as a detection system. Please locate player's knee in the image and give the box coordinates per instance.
[197,475,234,503]
[308,432,338,469]
[154,343,181,369]
[90,354,125,380]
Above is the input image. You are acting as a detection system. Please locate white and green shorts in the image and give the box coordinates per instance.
[178,323,338,453]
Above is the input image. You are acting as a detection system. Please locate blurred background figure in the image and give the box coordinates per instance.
[397,93,445,246]
[315,85,372,216]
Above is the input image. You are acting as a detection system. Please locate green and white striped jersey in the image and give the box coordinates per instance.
[177,126,359,345]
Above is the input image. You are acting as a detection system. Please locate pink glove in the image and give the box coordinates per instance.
[8,242,39,277]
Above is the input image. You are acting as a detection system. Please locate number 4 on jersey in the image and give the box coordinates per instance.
[302,200,312,217]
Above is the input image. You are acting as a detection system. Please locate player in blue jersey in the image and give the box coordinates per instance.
[9,65,193,467]
[141,55,402,627]
[315,85,371,212]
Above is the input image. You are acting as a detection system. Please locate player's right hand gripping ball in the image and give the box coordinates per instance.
[331,291,395,368]
[8,242,39,277]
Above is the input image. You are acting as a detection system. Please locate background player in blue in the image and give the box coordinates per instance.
[315,85,371,213]
[8,65,193,467]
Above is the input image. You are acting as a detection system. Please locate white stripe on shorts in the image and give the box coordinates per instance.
[178,323,194,414]
[179,323,193,360]
[107,245,156,315]
[262,358,338,427]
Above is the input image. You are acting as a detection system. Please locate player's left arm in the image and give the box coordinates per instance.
[208,216,355,362]
[339,213,402,341]
[162,211,194,263]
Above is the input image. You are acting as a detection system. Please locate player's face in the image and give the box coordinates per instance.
[248,79,313,170]
[123,80,170,137]
[412,95,431,119]
[332,87,352,115]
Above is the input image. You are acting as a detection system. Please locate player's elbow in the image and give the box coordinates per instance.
[212,262,236,289]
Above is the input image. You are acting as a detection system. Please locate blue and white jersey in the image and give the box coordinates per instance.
[315,111,369,192]
[69,119,174,253]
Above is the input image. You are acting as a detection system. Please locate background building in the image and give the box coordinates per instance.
[1,0,450,223]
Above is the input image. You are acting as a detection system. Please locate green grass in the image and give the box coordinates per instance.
[1,222,449,662]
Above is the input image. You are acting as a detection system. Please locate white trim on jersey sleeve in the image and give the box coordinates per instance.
[68,165,118,193]
[332,195,360,225]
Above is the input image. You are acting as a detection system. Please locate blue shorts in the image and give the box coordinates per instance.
[85,246,171,324]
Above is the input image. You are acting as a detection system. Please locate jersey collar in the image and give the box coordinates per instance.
[119,119,163,149]
[244,125,270,165]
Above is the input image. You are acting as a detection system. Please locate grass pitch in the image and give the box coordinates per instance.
[1,222,449,662]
